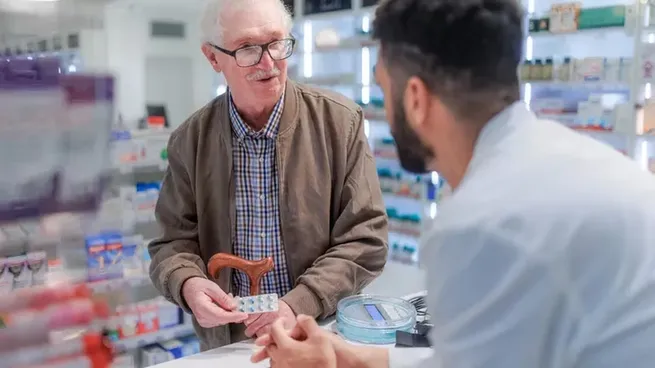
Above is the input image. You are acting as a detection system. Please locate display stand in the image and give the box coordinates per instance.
[0,54,197,367]
[0,55,115,367]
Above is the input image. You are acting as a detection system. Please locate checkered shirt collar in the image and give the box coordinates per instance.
[228,88,285,140]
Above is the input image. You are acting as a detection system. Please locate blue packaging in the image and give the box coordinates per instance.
[103,232,124,280]
[121,235,143,277]
[86,234,107,281]
[178,336,200,357]
[158,339,185,359]
[142,241,151,272]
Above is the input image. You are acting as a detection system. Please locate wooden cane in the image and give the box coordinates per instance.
[207,253,274,296]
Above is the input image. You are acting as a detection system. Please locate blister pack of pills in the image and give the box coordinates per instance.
[235,293,279,314]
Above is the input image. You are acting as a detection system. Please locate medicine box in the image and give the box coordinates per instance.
[7,256,29,289]
[26,251,47,286]
[86,234,107,281]
[121,235,143,277]
[0,258,12,293]
[104,232,124,280]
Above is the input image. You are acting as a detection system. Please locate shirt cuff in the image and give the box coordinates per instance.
[281,283,324,318]
[166,266,207,314]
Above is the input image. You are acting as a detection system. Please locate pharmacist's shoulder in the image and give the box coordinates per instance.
[168,96,225,154]
[440,165,655,249]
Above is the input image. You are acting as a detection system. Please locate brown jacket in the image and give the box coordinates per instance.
[148,81,388,350]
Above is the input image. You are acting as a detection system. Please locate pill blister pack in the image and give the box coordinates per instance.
[235,293,279,314]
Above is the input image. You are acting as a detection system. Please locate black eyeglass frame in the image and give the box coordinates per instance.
[208,37,296,67]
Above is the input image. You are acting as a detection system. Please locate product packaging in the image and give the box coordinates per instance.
[137,301,160,334]
[141,240,152,273]
[117,305,139,339]
[0,57,63,222]
[0,283,90,313]
[156,298,181,329]
[0,58,115,223]
[158,339,186,360]
[111,353,137,368]
[26,251,47,286]
[86,234,106,282]
[141,346,170,366]
[104,232,124,280]
[56,75,114,213]
[121,235,144,277]
[7,256,30,289]
[177,335,200,356]
[0,258,12,293]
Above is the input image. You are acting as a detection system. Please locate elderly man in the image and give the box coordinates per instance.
[148,0,388,351]
[252,0,655,367]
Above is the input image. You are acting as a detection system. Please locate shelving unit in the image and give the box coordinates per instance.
[290,0,441,266]
[521,0,654,168]
[0,121,195,367]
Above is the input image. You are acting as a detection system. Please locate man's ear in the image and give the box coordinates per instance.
[201,44,222,73]
[403,76,430,132]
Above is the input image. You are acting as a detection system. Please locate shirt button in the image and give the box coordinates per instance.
[259,194,264,201]
[260,232,265,238]
[259,157,264,162]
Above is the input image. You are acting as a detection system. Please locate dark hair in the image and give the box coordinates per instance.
[372,0,524,123]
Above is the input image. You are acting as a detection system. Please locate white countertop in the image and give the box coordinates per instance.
[154,262,431,367]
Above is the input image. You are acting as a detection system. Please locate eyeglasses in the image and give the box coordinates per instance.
[209,38,296,67]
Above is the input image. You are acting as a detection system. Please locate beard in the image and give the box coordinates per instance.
[390,96,435,174]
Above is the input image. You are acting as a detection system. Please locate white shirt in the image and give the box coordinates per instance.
[390,102,655,368]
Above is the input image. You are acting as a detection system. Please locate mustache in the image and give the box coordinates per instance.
[246,67,281,81]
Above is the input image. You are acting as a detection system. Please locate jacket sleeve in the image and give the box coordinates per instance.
[148,132,208,313]
[281,109,389,318]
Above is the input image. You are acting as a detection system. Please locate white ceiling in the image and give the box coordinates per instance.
[0,0,207,43]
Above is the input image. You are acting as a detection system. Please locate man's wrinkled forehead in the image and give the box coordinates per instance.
[224,21,286,47]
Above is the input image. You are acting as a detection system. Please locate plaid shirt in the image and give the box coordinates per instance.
[229,91,293,297]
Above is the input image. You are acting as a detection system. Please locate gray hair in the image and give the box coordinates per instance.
[200,0,293,46]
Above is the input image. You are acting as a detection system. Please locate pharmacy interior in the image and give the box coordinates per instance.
[0,0,654,366]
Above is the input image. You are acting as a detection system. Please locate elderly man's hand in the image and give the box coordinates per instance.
[244,300,296,338]
[251,315,337,368]
[182,277,249,328]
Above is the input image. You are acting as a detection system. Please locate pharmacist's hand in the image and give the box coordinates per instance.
[244,300,296,338]
[251,316,337,368]
[182,277,248,328]
[252,315,388,368]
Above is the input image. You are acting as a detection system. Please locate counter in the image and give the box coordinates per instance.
[154,262,431,367]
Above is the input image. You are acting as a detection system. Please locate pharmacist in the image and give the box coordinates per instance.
[252,0,655,367]
[147,0,389,351]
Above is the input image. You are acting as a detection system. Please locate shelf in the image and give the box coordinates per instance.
[88,274,152,294]
[114,163,168,175]
[112,323,195,352]
[523,80,629,89]
[313,35,377,52]
[528,25,628,38]
[363,107,386,121]
[297,73,358,86]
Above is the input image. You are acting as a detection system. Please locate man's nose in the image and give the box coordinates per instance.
[258,50,275,69]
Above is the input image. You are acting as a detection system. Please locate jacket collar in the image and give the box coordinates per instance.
[216,79,300,145]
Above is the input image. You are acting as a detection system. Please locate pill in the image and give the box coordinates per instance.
[237,294,279,314]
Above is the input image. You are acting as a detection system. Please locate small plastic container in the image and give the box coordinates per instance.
[336,295,416,344]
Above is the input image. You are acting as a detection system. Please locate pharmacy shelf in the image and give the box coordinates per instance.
[313,36,377,51]
[522,80,630,88]
[112,323,195,353]
[88,274,152,294]
[363,107,386,121]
